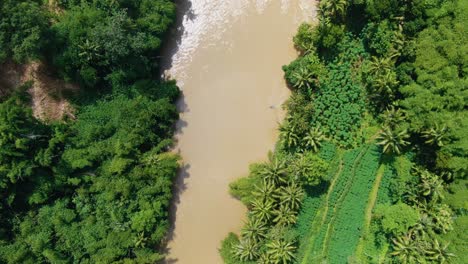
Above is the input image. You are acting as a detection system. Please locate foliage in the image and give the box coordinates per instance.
[268,0,468,263]
[398,0,468,178]
[283,52,326,94]
[0,89,180,263]
[377,126,409,155]
[288,152,329,186]
[0,1,180,261]
[374,203,420,236]
[293,23,316,55]
[51,0,175,86]
[0,0,50,62]
[312,40,366,147]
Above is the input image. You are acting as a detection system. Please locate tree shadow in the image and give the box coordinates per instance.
[161,162,191,264]
[304,180,330,197]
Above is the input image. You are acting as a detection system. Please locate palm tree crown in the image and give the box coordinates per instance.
[303,126,325,152]
[377,126,409,154]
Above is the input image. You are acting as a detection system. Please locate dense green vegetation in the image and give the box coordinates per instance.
[223,0,467,263]
[0,0,179,263]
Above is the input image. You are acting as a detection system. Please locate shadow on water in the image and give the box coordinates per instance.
[159,0,196,75]
[158,1,195,263]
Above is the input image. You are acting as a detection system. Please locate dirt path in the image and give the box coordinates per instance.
[301,155,343,264]
[354,163,385,260]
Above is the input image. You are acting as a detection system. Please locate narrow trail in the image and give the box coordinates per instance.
[355,163,385,260]
[321,145,370,257]
[301,155,343,264]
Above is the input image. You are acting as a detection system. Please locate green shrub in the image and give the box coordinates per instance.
[293,23,317,54]
[374,203,420,236]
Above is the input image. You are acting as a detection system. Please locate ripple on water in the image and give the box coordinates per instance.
[167,0,316,85]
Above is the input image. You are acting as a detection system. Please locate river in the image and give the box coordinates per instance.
[161,1,316,263]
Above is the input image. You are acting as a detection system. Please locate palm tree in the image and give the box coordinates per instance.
[272,205,297,226]
[252,181,276,203]
[233,238,260,261]
[78,39,102,62]
[391,232,422,264]
[303,127,325,152]
[422,124,447,147]
[373,70,399,98]
[257,253,273,264]
[418,169,445,203]
[381,105,406,129]
[289,153,309,182]
[291,66,314,90]
[368,56,393,76]
[377,126,409,154]
[275,183,304,211]
[425,239,455,263]
[259,158,288,185]
[133,232,147,248]
[319,0,347,19]
[279,122,300,150]
[266,239,296,264]
[241,217,267,242]
[429,204,453,234]
[251,198,274,223]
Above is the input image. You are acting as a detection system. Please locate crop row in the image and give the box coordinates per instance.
[298,146,366,263]
[296,150,343,262]
[326,145,381,264]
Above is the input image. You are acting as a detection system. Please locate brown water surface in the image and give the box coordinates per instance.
[163,1,316,263]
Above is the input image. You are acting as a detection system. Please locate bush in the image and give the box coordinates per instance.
[374,203,420,236]
[293,23,317,54]
[0,0,50,62]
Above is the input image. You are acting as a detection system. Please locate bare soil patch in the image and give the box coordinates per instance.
[0,60,78,121]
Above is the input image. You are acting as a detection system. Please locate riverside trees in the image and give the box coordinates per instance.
[0,0,179,263]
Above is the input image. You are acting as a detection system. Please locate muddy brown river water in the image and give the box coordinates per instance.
[162,1,316,263]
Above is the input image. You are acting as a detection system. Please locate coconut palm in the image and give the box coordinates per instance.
[418,169,445,202]
[381,105,406,128]
[391,232,422,264]
[78,39,102,62]
[303,127,325,152]
[259,158,288,185]
[425,239,455,263]
[257,253,273,264]
[233,238,260,261]
[319,0,347,19]
[241,217,267,242]
[275,183,304,211]
[377,126,409,154]
[251,198,274,223]
[291,66,314,90]
[252,181,276,203]
[429,204,453,234]
[266,239,296,264]
[414,213,434,234]
[373,70,399,97]
[289,153,310,182]
[133,232,147,248]
[279,122,300,150]
[368,56,393,76]
[272,205,297,226]
[422,124,447,147]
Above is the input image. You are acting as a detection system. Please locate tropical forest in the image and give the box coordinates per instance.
[0,0,466,264]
